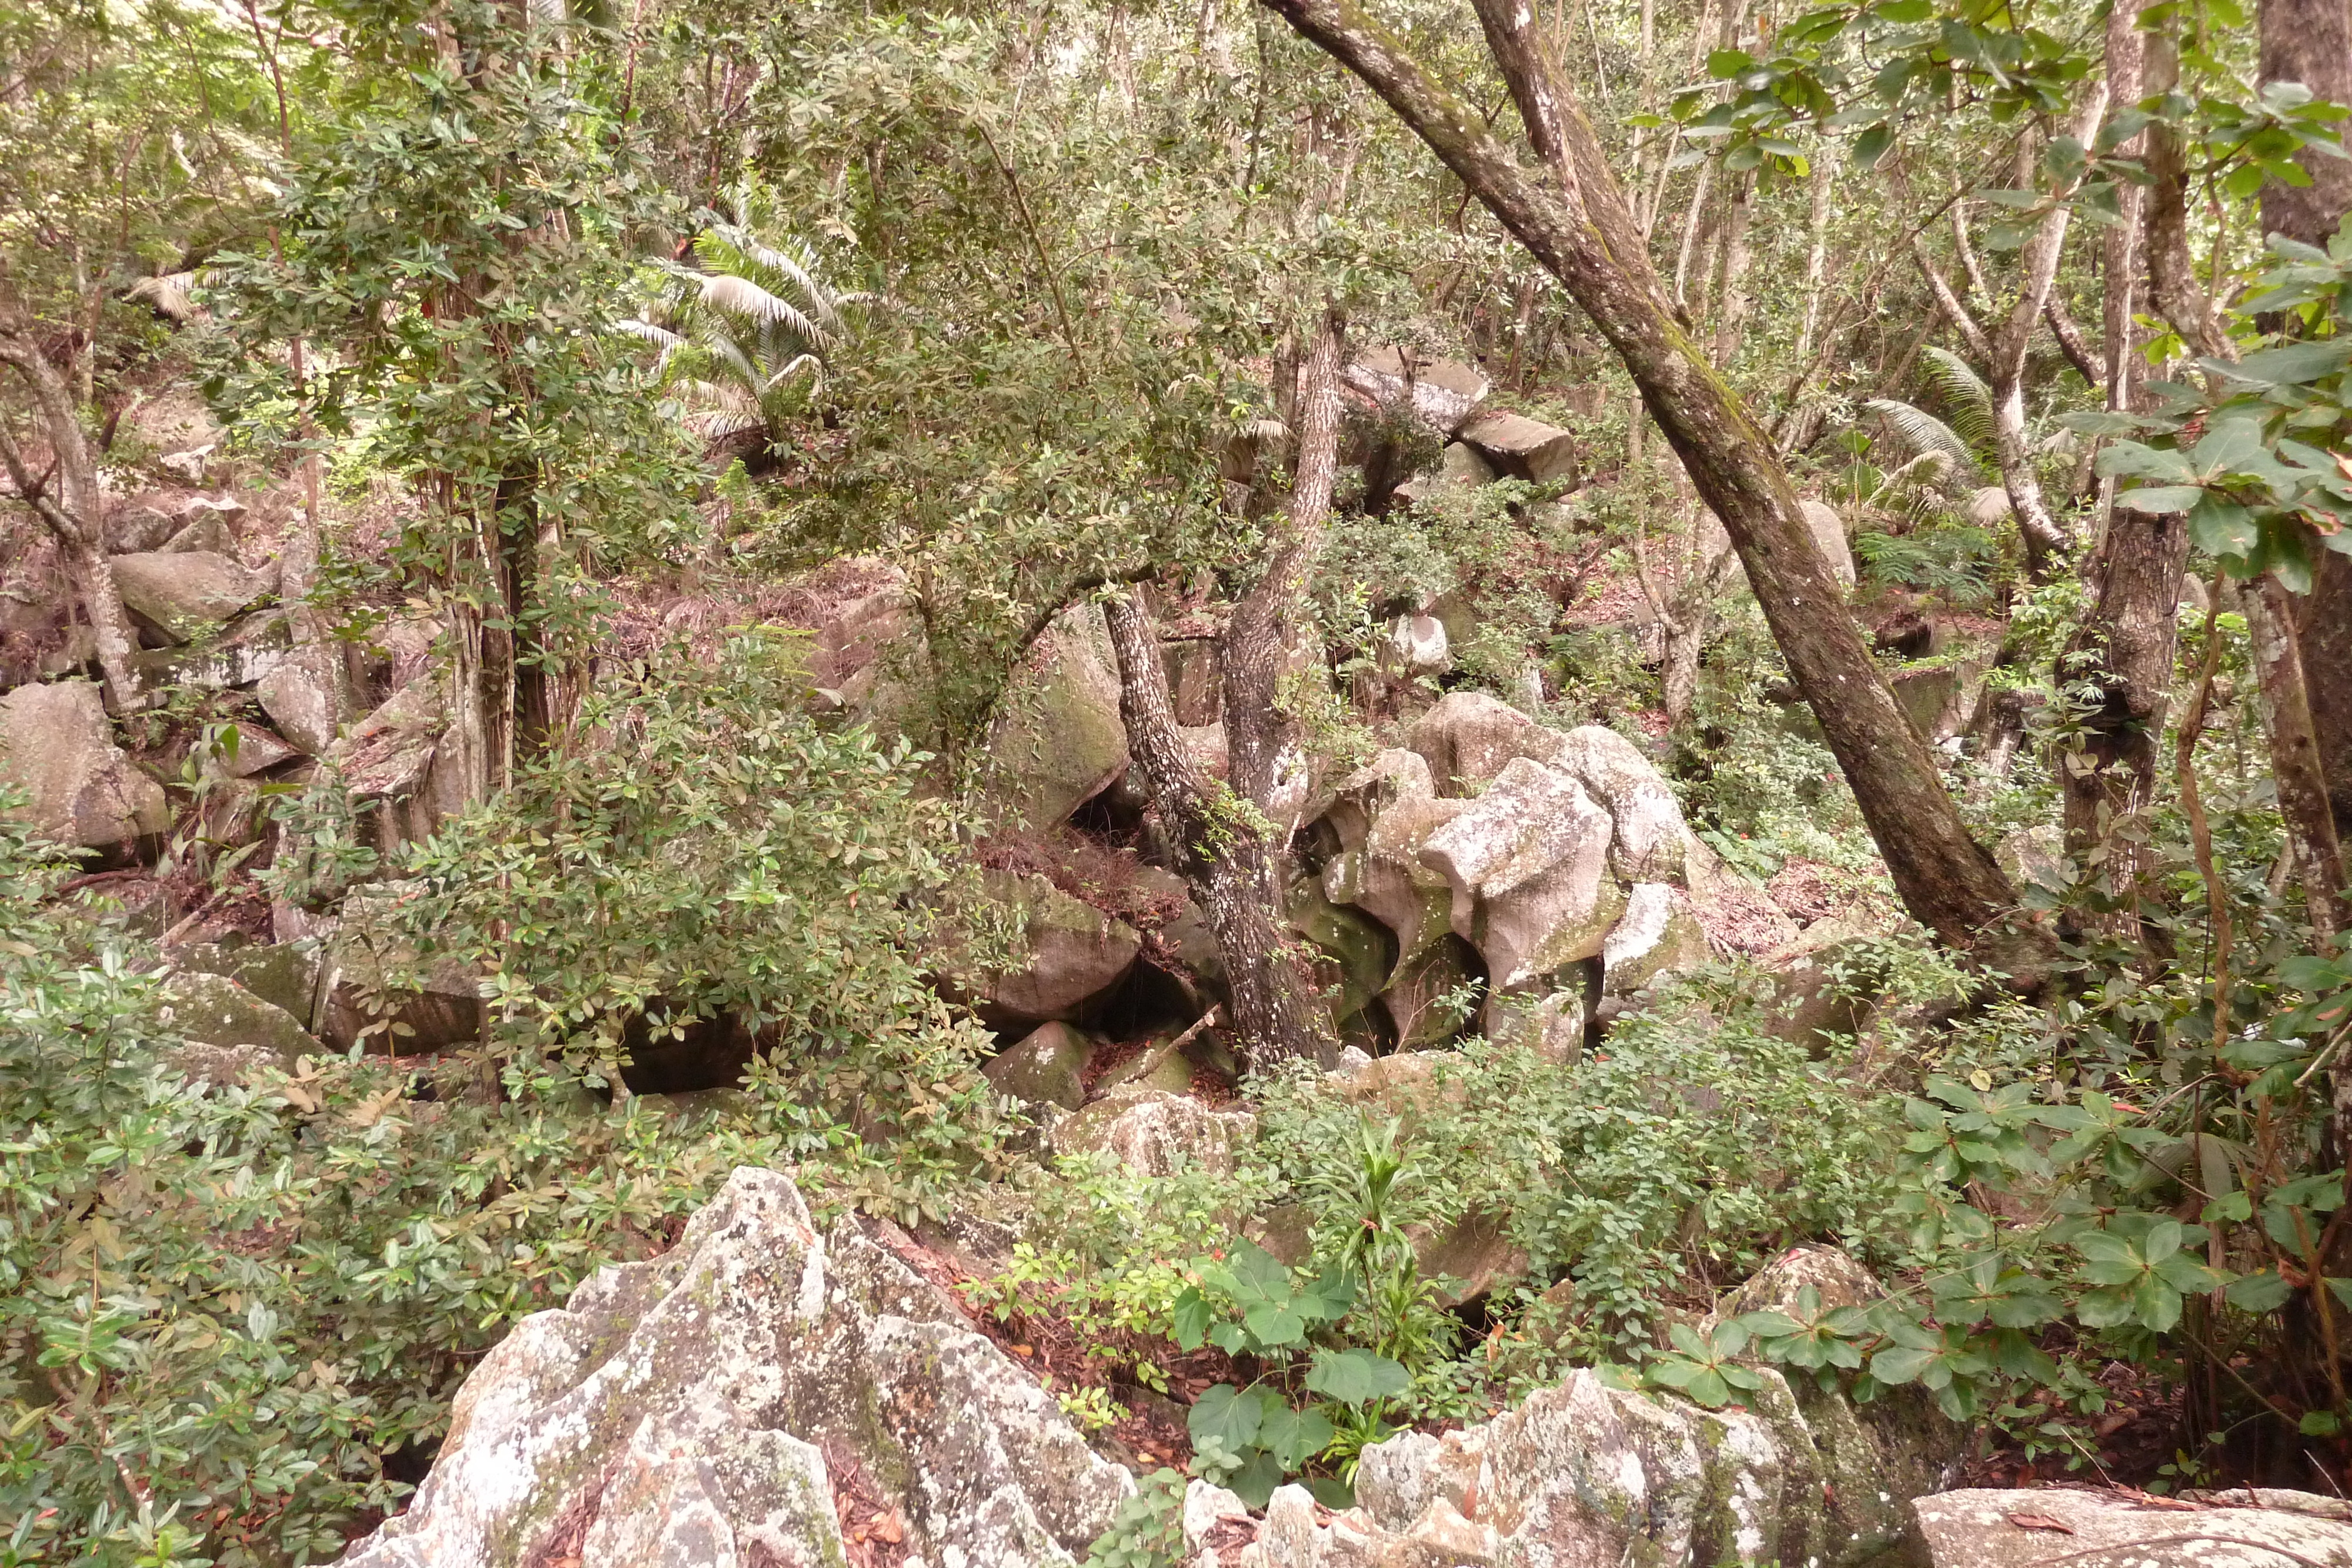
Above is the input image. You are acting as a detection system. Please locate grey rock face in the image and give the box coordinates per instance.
[982,603,1130,828]
[340,1168,1132,1568]
[1459,410,1581,483]
[985,1019,1094,1112]
[112,550,270,644]
[1229,1249,1964,1568]
[1050,1085,1255,1177]
[975,870,1143,1025]
[0,680,168,849]
[1913,1487,2352,1568]
[157,971,318,1062]
[1420,756,1620,989]
[1800,500,1855,587]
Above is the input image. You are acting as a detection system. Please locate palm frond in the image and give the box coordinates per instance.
[697,272,832,350]
[1920,347,1997,460]
[701,224,845,336]
[1864,398,1989,491]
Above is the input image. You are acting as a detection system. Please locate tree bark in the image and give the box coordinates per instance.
[1258,0,2039,971]
[2250,575,2350,944]
[1104,593,1332,1068]
[1101,310,1348,1071]
[2056,507,2190,943]
[0,326,143,711]
[2257,0,2352,252]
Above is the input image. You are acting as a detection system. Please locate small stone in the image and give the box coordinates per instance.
[983,1019,1093,1112]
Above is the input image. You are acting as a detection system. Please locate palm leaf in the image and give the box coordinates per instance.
[697,273,831,349]
[1864,398,1988,491]
[1920,347,1997,460]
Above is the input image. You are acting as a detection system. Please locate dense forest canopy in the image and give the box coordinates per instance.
[3,0,2352,1560]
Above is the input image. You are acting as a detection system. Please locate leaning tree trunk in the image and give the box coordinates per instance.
[0,326,144,712]
[1258,0,2040,974]
[1102,310,1349,1069]
[1104,594,1332,1068]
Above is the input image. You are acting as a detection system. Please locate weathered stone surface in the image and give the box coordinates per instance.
[985,1019,1094,1112]
[1162,636,1223,727]
[1997,824,2066,890]
[810,562,934,741]
[1406,691,1559,795]
[339,1167,1133,1568]
[162,1041,290,1091]
[1801,499,1855,587]
[1459,410,1579,484]
[1758,912,1885,1052]
[156,971,316,1061]
[256,644,351,755]
[1552,726,1688,884]
[1258,1248,1963,1568]
[1318,750,1464,974]
[1050,1085,1255,1177]
[159,498,243,556]
[1602,882,1712,996]
[0,680,168,850]
[112,550,269,644]
[1382,613,1452,681]
[172,937,322,1021]
[983,603,1129,828]
[108,500,183,554]
[1420,756,1621,989]
[203,721,301,778]
[1488,988,1585,1064]
[1288,879,1396,1042]
[1913,1488,2352,1568]
[1379,936,1479,1051]
[1394,441,1498,508]
[129,609,292,692]
[1347,347,1492,437]
[977,870,1142,1024]
[1890,661,1986,744]
[1411,1206,1525,1306]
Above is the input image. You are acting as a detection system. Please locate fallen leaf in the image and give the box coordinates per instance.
[2007,1514,2076,1534]
[874,1512,904,1544]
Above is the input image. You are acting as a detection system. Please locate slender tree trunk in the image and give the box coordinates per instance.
[2057,508,2191,943]
[1105,594,1332,1068]
[1710,169,1756,363]
[1104,310,1348,1069]
[1258,0,2041,972]
[0,327,143,711]
[2250,576,2350,944]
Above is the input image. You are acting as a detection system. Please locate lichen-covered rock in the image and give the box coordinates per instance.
[1912,1488,2352,1568]
[0,680,169,850]
[111,549,270,644]
[157,971,317,1060]
[1551,727,1688,885]
[982,603,1130,828]
[132,609,293,693]
[1317,750,1464,974]
[1347,347,1492,439]
[985,1019,1094,1112]
[811,562,934,741]
[1601,883,1711,997]
[339,1167,1132,1568]
[1382,613,1452,680]
[1237,1247,1963,1568]
[1406,692,1558,797]
[1419,756,1621,989]
[1800,499,1855,587]
[1459,409,1579,483]
[1050,1086,1255,1177]
[977,870,1142,1025]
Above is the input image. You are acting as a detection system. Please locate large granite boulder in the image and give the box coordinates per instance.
[1601,882,1713,997]
[982,603,1130,828]
[975,870,1142,1025]
[156,971,317,1064]
[985,1019,1094,1112]
[338,1167,1132,1568]
[1317,750,1465,974]
[1345,347,1491,438]
[1801,499,1855,587]
[1419,755,1621,989]
[111,550,270,644]
[0,680,168,851]
[1459,409,1580,483]
[1912,1488,2352,1568]
[1215,1248,1963,1568]
[1051,1085,1255,1177]
[810,561,934,740]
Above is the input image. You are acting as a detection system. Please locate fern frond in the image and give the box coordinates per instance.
[1864,398,1988,491]
[1920,347,1996,460]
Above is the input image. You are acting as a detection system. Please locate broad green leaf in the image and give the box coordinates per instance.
[1187,1383,1268,1452]
[1305,1348,1412,1406]
[2114,485,2205,513]
[1259,1403,1338,1469]
[2224,1271,2293,1312]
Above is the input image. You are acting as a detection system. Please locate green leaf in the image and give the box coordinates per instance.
[1171,1286,1212,1352]
[1241,1299,1306,1348]
[1854,123,1894,169]
[2224,1271,2294,1312]
[2115,485,2205,513]
[1305,1348,1412,1406]
[1188,1383,1267,1452]
[1229,1449,1284,1510]
[1870,1345,1937,1384]
[2188,496,2259,557]
[1259,1403,1338,1469]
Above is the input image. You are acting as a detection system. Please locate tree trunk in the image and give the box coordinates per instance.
[2249,576,2350,944]
[0,326,143,711]
[2056,507,2191,943]
[1258,0,2040,972]
[1104,593,1332,1068]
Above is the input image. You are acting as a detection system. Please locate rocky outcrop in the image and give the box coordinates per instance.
[1307,697,1708,1007]
[156,971,317,1062]
[338,1167,1132,1568]
[985,1019,1094,1112]
[1346,347,1491,438]
[1912,1488,2352,1568]
[1202,1248,1962,1568]
[1459,410,1579,484]
[1421,755,1620,989]
[112,550,270,644]
[983,603,1130,828]
[975,870,1143,1025]
[1051,1085,1255,1176]
[0,680,169,851]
